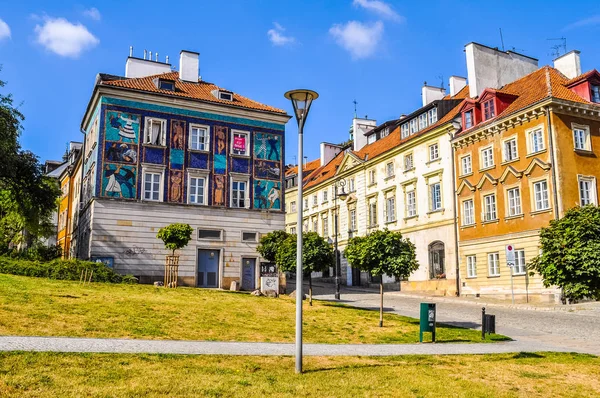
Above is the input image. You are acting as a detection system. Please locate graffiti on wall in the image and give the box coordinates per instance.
[105,111,140,143]
[254,180,281,210]
[254,132,281,161]
[102,164,137,199]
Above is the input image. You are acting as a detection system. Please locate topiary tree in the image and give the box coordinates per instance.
[156,223,194,256]
[529,205,600,302]
[345,229,418,327]
[276,231,334,305]
[257,230,289,263]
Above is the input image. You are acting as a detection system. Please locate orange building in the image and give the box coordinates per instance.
[57,142,83,258]
[453,55,600,302]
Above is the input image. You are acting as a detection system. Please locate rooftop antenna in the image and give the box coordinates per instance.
[499,28,505,51]
[353,99,358,118]
[547,37,567,59]
[438,75,444,89]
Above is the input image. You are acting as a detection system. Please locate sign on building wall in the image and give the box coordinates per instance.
[91,256,114,268]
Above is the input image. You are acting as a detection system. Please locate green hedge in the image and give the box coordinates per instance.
[0,257,137,284]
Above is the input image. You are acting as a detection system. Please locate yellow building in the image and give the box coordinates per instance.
[57,142,83,258]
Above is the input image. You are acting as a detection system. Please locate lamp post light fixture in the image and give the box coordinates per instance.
[333,179,348,300]
[284,89,319,374]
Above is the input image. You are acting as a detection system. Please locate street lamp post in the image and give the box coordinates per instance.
[284,89,318,374]
[333,180,348,300]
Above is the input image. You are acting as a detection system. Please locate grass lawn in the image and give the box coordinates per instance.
[0,352,598,397]
[0,274,507,344]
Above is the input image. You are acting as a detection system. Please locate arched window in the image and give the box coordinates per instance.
[429,241,445,279]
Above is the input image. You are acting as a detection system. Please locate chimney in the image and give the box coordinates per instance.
[125,48,171,78]
[422,82,446,106]
[320,142,343,167]
[449,76,467,97]
[554,50,581,80]
[465,42,538,98]
[352,117,377,152]
[179,50,200,82]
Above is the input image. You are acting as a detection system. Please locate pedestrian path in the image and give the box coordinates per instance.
[0,335,591,356]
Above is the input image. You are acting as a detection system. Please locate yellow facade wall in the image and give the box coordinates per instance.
[57,175,71,258]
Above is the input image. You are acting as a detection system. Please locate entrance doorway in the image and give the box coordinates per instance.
[242,258,256,291]
[198,249,220,288]
[429,241,445,279]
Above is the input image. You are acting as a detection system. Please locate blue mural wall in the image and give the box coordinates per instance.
[92,96,285,211]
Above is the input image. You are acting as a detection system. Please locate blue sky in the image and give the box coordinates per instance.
[1,0,600,164]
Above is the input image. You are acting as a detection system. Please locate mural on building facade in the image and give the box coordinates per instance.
[171,120,185,149]
[105,111,141,143]
[213,175,226,206]
[254,180,281,210]
[254,132,281,161]
[102,164,137,199]
[214,126,228,174]
[105,142,138,164]
[169,170,183,203]
[254,160,280,180]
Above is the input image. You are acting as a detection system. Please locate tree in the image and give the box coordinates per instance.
[345,229,418,327]
[256,230,289,263]
[276,232,334,305]
[156,223,194,256]
[529,205,600,302]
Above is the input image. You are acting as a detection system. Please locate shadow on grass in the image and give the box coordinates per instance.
[512,352,545,359]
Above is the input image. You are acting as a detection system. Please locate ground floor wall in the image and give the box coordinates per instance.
[87,198,284,289]
[458,229,560,303]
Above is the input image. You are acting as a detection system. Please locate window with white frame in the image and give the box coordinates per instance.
[529,128,544,153]
[368,198,377,226]
[386,197,396,223]
[481,146,494,169]
[514,249,526,275]
[369,169,376,185]
[303,220,308,232]
[386,162,394,178]
[579,176,597,206]
[573,125,590,151]
[430,183,442,212]
[461,155,472,175]
[464,110,474,129]
[188,175,207,205]
[404,153,414,171]
[428,108,438,125]
[350,209,357,231]
[401,123,409,138]
[143,170,163,201]
[406,190,416,217]
[533,180,550,211]
[418,113,427,130]
[312,218,318,232]
[488,252,500,276]
[290,201,297,213]
[231,130,249,156]
[322,216,328,237]
[504,138,518,162]
[429,143,439,161]
[507,187,522,216]
[231,179,249,208]
[409,119,417,134]
[322,189,328,203]
[304,198,308,209]
[290,227,296,234]
[462,199,474,225]
[313,195,317,206]
[349,178,355,192]
[189,124,209,151]
[367,134,376,145]
[483,193,497,221]
[144,117,166,146]
[466,255,477,278]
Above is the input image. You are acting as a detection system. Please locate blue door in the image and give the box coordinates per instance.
[242,258,256,291]
[198,249,220,288]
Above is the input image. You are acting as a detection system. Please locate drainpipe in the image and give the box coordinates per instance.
[545,106,560,220]
[449,128,461,297]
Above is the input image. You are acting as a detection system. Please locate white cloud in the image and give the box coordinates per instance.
[352,0,403,22]
[34,17,99,58]
[267,22,295,46]
[0,18,11,41]
[563,15,600,31]
[329,20,383,59]
[83,7,101,21]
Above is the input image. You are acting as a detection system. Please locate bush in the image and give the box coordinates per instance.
[0,256,137,284]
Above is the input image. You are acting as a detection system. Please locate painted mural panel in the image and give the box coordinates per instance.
[102,164,137,199]
[214,126,228,174]
[169,170,183,203]
[105,111,141,143]
[170,120,185,149]
[213,175,226,206]
[254,132,281,161]
[254,180,281,210]
[254,160,281,180]
[105,142,138,164]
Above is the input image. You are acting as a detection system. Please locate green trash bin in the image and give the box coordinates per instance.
[419,303,436,342]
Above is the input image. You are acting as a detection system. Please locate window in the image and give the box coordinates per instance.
[579,176,597,206]
[369,169,376,185]
[466,255,477,278]
[529,128,544,153]
[461,155,472,175]
[430,183,442,212]
[322,190,328,203]
[462,199,474,225]
[143,171,162,201]
[404,153,414,171]
[428,108,438,125]
[406,190,416,217]
[290,201,297,213]
[464,110,474,129]
[303,220,308,232]
[368,199,377,226]
[386,162,394,178]
[189,124,209,151]
[218,91,233,101]
[367,134,376,144]
[573,126,590,151]
[514,249,526,275]
[231,130,249,156]
[483,194,497,221]
[312,218,318,232]
[158,79,175,91]
[504,138,518,162]
[198,229,223,240]
[481,146,494,169]
[507,187,522,216]
[592,85,600,103]
[483,100,495,120]
[313,195,317,206]
[303,198,308,209]
[350,209,357,231]
[401,123,409,138]
[409,119,417,134]
[231,179,248,208]
[290,227,296,234]
[429,143,439,161]
[429,241,445,279]
[488,252,500,276]
[418,113,427,130]
[322,216,328,237]
[144,118,167,146]
[349,178,355,192]
[533,181,549,211]
[188,176,207,205]
[381,127,390,138]
[242,232,258,242]
[386,197,396,223]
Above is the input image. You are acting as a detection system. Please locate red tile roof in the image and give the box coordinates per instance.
[285,158,320,178]
[101,71,287,114]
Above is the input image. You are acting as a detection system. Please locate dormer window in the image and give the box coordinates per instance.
[464,110,474,129]
[401,123,409,138]
[218,91,233,101]
[483,99,495,120]
[158,79,175,91]
[592,85,600,103]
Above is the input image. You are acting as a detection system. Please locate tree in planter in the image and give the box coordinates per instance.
[345,229,418,327]
[275,232,333,305]
[156,223,193,287]
[529,205,600,302]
